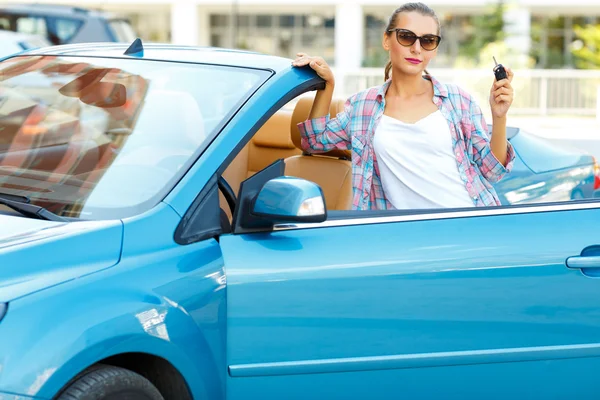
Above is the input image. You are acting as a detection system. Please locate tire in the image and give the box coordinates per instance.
[57,365,164,400]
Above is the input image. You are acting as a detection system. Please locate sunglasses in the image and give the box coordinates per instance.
[387,29,441,51]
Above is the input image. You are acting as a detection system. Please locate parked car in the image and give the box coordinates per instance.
[493,126,599,204]
[0,30,51,58]
[1,41,600,400]
[0,4,136,45]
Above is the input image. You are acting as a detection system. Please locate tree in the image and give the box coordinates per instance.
[571,24,600,69]
[459,0,506,61]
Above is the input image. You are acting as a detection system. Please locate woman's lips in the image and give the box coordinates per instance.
[405,58,422,64]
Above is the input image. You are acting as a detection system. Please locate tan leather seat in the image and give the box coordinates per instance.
[286,97,353,211]
[221,97,353,218]
[247,109,301,178]
[221,109,301,218]
[222,110,301,194]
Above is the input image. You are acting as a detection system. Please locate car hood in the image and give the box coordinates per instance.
[0,214,123,302]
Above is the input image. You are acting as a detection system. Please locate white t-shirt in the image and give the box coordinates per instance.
[373,111,474,209]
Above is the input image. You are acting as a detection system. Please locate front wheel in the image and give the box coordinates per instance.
[57,365,164,400]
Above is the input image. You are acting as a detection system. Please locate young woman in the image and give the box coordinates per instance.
[292,2,515,211]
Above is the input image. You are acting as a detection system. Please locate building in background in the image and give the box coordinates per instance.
[4,0,600,70]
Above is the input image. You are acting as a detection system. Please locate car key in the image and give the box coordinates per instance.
[493,56,507,81]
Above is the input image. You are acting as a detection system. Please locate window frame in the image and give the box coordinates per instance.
[268,198,600,232]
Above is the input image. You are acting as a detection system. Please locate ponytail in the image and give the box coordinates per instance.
[384,59,392,81]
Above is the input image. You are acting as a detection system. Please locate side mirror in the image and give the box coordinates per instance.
[251,176,326,223]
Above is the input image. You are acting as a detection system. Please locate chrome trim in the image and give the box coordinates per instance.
[229,342,600,377]
[566,255,600,269]
[273,201,600,231]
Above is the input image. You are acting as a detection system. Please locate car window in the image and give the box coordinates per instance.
[0,16,10,30]
[15,16,47,37]
[51,18,83,43]
[108,19,136,42]
[0,55,270,220]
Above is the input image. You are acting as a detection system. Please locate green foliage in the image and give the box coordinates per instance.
[572,24,600,69]
[459,1,506,61]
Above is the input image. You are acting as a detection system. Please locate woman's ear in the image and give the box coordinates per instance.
[382,33,391,51]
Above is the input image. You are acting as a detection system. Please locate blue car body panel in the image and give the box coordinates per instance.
[0,43,599,399]
[0,204,227,399]
[511,129,594,173]
[222,209,600,399]
[0,216,122,302]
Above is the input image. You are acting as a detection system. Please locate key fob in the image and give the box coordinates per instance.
[494,64,507,81]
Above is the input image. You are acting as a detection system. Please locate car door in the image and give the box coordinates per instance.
[222,201,600,399]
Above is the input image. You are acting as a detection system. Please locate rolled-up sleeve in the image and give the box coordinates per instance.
[296,96,354,153]
[469,100,515,184]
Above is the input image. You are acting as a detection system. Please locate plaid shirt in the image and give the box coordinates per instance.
[297,75,515,210]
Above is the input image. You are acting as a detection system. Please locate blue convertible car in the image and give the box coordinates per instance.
[1,41,600,400]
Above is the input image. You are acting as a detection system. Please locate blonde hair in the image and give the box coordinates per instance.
[384,2,441,81]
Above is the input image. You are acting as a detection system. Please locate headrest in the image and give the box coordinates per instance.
[290,97,351,160]
[252,110,296,149]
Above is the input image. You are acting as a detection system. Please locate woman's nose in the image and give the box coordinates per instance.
[411,39,422,53]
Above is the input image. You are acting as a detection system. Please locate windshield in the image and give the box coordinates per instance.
[0,55,269,220]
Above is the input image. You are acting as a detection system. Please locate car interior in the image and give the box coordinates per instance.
[219,95,353,222]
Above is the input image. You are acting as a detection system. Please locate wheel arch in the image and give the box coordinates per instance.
[52,353,193,400]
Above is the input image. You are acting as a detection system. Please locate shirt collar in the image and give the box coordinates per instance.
[376,74,448,102]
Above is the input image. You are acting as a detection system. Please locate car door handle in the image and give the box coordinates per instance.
[566,256,600,269]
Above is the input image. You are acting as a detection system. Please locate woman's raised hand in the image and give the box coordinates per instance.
[292,53,335,88]
[489,66,514,119]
